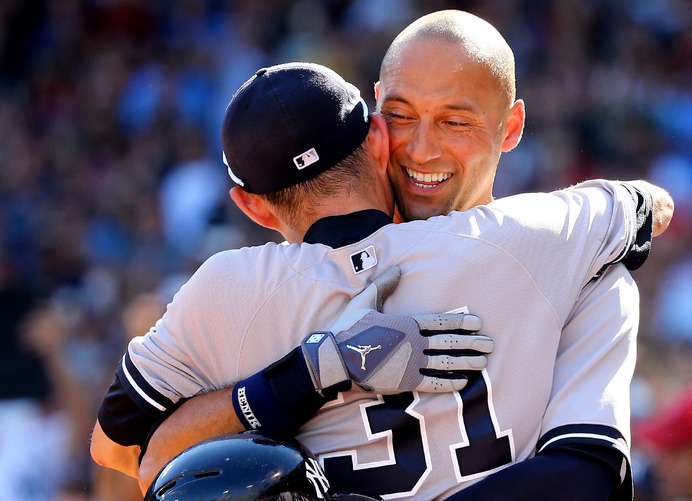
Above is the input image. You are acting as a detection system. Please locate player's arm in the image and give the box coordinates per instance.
[444,442,623,501]
[90,375,245,489]
[441,183,671,500]
[568,179,671,272]
[90,421,142,479]
[137,387,244,492]
[502,183,674,499]
[91,251,256,479]
[630,179,673,237]
[137,268,491,492]
[446,265,638,501]
[90,344,191,479]
[96,266,490,492]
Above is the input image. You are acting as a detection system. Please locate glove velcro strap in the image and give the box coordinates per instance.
[231,347,349,437]
[301,331,350,393]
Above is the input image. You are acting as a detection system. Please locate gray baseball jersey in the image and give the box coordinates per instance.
[108,180,643,500]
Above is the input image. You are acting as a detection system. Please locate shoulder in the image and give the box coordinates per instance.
[184,241,339,297]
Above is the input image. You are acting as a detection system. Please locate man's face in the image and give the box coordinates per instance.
[377,38,514,221]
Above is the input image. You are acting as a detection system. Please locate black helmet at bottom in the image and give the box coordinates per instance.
[144,431,334,501]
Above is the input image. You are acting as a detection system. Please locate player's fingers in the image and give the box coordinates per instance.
[413,313,482,333]
[425,353,488,371]
[416,375,468,392]
[372,266,401,312]
[330,267,402,333]
[426,334,494,354]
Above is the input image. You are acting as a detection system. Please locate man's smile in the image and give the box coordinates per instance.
[404,166,453,189]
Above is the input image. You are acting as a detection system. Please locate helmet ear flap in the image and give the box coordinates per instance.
[144,431,334,501]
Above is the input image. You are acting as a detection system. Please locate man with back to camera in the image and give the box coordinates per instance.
[127,12,673,500]
[89,52,672,498]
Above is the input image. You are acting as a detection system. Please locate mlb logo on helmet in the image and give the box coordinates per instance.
[350,246,377,274]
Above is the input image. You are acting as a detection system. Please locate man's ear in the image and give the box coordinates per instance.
[501,99,525,153]
[368,113,390,174]
[229,187,281,231]
[374,81,381,102]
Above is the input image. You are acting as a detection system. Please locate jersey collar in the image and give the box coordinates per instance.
[303,210,393,248]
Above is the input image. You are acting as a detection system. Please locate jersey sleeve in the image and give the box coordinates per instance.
[537,264,638,499]
[478,179,648,325]
[596,181,654,274]
[97,252,241,447]
[540,179,641,277]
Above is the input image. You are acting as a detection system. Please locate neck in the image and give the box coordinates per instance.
[284,191,393,244]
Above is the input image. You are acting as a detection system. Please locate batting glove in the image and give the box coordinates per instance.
[300,266,492,394]
[232,266,492,436]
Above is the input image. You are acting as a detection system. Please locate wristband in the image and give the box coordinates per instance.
[232,347,351,437]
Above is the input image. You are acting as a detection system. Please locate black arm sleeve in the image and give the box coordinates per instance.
[619,182,654,271]
[443,442,629,501]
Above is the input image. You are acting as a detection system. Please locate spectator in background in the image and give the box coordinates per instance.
[92,292,165,501]
[158,127,228,262]
[634,387,692,501]
[0,268,73,499]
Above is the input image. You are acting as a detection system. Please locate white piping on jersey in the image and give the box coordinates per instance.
[120,357,167,412]
[538,432,628,457]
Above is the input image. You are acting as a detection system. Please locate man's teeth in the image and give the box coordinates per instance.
[405,168,451,188]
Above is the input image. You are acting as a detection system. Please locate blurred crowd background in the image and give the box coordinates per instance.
[1,0,691,500]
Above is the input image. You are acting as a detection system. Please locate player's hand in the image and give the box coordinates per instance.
[300,266,493,393]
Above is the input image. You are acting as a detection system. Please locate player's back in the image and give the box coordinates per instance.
[234,207,585,500]
[303,215,564,499]
[129,182,638,500]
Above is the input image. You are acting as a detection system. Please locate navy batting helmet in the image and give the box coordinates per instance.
[144,431,334,501]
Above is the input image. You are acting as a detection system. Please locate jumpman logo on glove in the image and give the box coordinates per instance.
[346,344,382,370]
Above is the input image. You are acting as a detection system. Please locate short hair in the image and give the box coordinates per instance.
[380,10,516,107]
[260,136,372,228]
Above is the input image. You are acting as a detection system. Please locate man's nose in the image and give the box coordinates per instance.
[406,121,443,164]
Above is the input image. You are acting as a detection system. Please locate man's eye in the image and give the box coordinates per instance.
[385,112,413,123]
[444,120,469,127]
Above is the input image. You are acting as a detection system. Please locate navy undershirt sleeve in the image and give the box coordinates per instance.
[98,371,190,464]
[619,181,654,271]
[443,443,625,501]
[97,373,160,447]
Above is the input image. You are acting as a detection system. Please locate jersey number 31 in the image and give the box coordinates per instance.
[321,372,513,499]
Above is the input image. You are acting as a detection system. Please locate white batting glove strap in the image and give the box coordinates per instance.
[300,332,350,394]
